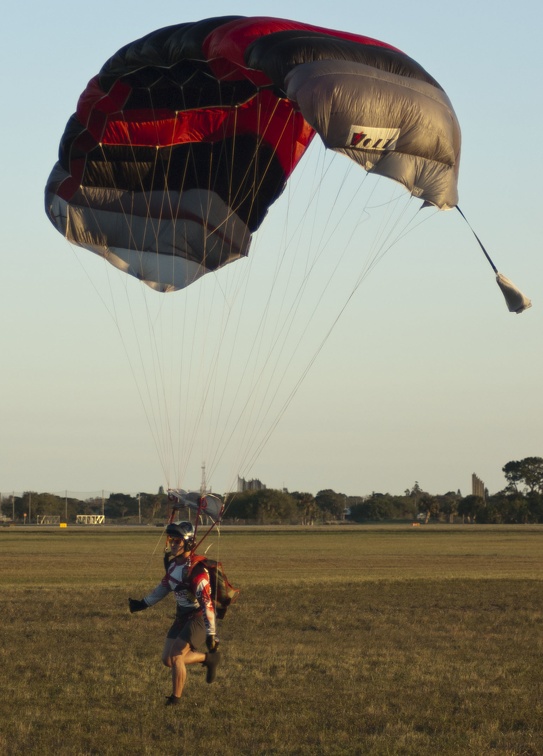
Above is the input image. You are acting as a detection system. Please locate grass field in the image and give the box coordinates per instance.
[1,525,542,755]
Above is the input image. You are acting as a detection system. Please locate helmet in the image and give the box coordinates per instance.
[166,521,194,546]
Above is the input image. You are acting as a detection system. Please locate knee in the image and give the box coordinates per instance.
[162,654,173,668]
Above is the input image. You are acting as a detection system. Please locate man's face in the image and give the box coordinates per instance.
[169,537,188,557]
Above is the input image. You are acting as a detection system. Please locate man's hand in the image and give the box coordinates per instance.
[206,635,219,652]
[128,598,148,613]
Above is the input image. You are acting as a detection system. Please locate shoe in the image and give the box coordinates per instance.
[165,695,181,706]
[204,651,221,684]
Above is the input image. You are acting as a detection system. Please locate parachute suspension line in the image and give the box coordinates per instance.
[223,171,427,491]
[116,102,180,486]
[138,285,180,484]
[152,98,277,489]
[238,211,400,478]
[109,94,236,489]
[85,105,195,487]
[195,106,247,466]
[200,106,311,483]
[131,522,172,594]
[141,97,197,486]
[218,156,355,480]
[159,137,211,486]
[381,201,439,253]
[178,96,280,478]
[349,187,423,288]
[69,135,179,486]
[183,88,276,483]
[213,155,363,489]
[206,101,299,469]
[66,242,166,474]
[169,130,246,485]
[192,97,302,482]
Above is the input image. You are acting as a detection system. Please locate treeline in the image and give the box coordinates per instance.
[225,485,543,525]
[1,490,170,524]
[3,457,543,525]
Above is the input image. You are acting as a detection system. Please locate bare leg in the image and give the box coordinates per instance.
[162,637,206,698]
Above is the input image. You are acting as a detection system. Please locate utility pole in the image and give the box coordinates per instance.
[200,462,208,526]
[200,462,207,497]
[138,493,141,524]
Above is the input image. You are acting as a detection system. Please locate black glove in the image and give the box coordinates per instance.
[128,598,148,613]
[206,635,219,652]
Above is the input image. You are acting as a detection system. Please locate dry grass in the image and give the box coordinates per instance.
[1,525,542,755]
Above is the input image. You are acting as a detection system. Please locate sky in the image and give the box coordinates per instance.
[2,1,542,500]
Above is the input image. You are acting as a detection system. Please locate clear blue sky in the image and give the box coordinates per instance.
[2,1,542,499]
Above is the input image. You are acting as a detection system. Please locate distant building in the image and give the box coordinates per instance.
[472,473,485,500]
[237,476,266,492]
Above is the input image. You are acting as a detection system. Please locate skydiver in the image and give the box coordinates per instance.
[128,521,220,705]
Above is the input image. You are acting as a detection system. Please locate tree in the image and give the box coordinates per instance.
[136,491,168,521]
[291,492,318,525]
[349,494,394,522]
[458,495,485,523]
[418,493,440,524]
[436,491,461,523]
[315,490,346,521]
[106,493,138,518]
[224,489,297,524]
[502,457,543,494]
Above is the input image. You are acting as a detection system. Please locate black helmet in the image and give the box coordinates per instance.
[166,521,194,545]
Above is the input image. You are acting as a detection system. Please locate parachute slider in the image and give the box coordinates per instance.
[457,207,531,314]
[167,489,224,523]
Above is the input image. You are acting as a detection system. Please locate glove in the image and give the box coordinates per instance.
[128,598,148,613]
[206,635,219,652]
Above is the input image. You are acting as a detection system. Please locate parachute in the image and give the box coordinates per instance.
[44,16,530,500]
[44,15,461,293]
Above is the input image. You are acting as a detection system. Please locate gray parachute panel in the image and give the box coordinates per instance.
[285,59,460,209]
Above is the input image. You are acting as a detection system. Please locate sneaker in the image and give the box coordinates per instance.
[165,695,181,706]
[203,651,221,684]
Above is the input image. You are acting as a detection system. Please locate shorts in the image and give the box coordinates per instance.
[166,610,206,650]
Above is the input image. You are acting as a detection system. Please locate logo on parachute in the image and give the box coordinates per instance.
[347,125,400,151]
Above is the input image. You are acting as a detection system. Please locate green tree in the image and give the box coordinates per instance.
[291,492,318,525]
[315,490,346,521]
[437,491,461,523]
[106,493,138,518]
[349,494,394,522]
[458,495,485,523]
[502,457,543,494]
[526,492,543,523]
[225,489,297,524]
[136,491,169,522]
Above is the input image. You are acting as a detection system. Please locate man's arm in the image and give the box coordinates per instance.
[128,573,170,612]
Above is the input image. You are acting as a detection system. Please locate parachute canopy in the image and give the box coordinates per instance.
[45,16,461,293]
